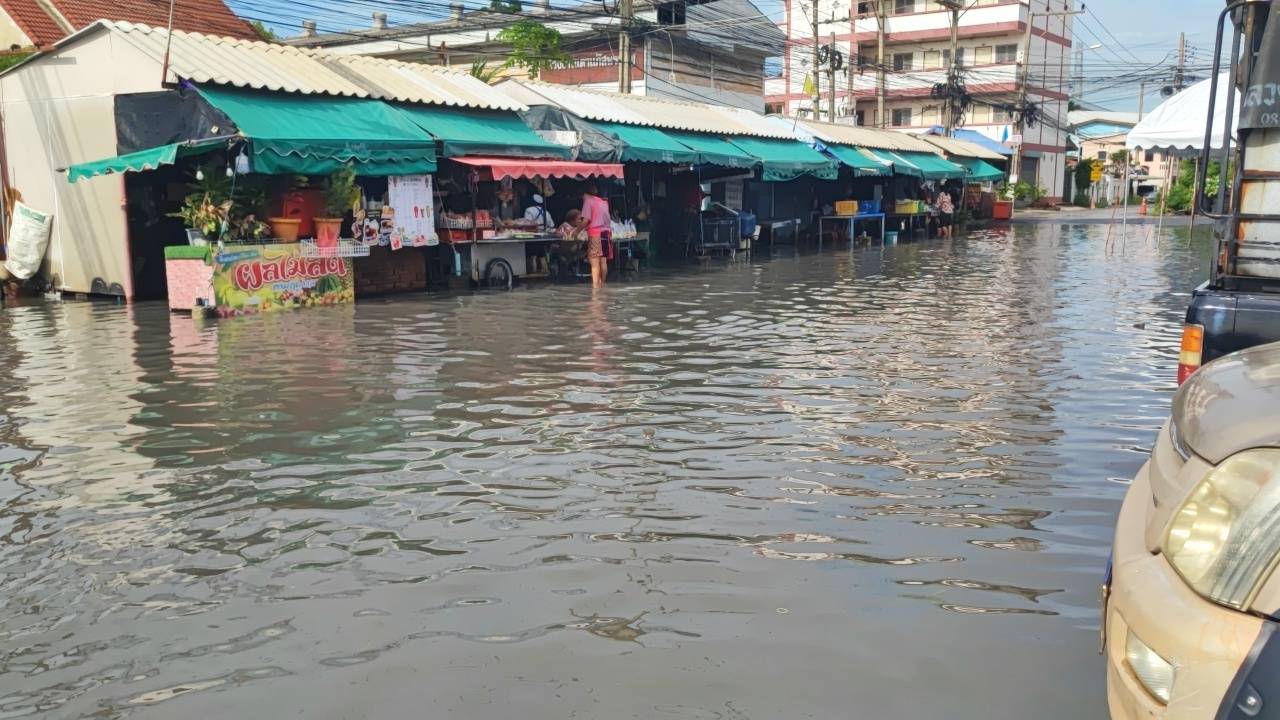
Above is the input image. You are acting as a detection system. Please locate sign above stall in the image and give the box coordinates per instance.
[211,243,354,317]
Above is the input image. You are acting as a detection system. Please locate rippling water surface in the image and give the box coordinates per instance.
[0,223,1210,718]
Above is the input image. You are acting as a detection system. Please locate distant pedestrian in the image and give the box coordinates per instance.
[937,189,955,238]
[577,183,611,288]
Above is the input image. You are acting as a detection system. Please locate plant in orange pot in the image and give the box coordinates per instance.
[314,164,360,247]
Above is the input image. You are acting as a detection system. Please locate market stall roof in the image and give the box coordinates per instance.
[67,137,235,183]
[450,157,624,181]
[727,136,838,181]
[862,148,922,178]
[590,121,700,164]
[497,79,794,139]
[950,156,1005,182]
[899,151,966,179]
[665,131,758,169]
[916,133,1007,162]
[1126,73,1237,151]
[822,144,890,177]
[788,118,942,153]
[197,85,438,175]
[41,21,523,111]
[395,105,570,159]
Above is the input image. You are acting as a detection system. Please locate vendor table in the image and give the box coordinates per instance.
[694,218,742,258]
[886,213,928,238]
[817,213,887,251]
[613,232,648,269]
[760,218,801,247]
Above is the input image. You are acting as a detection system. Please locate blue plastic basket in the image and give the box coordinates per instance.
[860,199,881,214]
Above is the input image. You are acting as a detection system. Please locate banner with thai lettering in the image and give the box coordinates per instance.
[211,244,354,317]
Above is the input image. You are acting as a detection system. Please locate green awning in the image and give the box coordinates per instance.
[898,151,967,180]
[396,105,570,159]
[667,131,757,169]
[67,137,232,183]
[824,144,891,177]
[590,121,699,164]
[728,137,837,181]
[952,156,1006,182]
[863,148,922,178]
[196,85,437,175]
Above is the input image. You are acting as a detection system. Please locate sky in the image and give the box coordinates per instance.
[229,0,1226,112]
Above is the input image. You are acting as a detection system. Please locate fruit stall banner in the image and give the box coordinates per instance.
[211,244,354,316]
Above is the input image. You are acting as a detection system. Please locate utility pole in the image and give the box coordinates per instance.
[1010,4,1082,185]
[941,0,961,136]
[811,0,821,120]
[1174,31,1186,91]
[1137,79,1146,120]
[876,0,886,127]
[828,31,837,121]
[618,0,633,93]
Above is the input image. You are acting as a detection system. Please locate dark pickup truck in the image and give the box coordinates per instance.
[1176,0,1280,384]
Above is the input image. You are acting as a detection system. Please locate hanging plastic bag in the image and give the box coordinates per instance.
[4,202,53,280]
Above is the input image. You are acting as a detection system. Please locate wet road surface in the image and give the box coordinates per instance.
[0,223,1210,718]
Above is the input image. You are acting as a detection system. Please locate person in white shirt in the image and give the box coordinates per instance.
[523,193,555,232]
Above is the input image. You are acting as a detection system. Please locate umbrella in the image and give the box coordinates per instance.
[1126,72,1238,151]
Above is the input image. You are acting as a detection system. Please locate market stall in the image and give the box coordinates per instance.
[438,157,627,287]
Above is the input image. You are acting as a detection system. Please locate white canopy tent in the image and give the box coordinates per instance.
[1111,72,1239,241]
[1126,73,1239,151]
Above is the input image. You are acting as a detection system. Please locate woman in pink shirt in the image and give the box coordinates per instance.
[577,183,612,287]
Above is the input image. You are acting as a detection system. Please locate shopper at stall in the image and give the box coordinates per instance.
[559,209,583,239]
[937,188,955,238]
[577,183,612,288]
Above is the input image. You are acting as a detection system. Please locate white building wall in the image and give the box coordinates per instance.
[0,31,166,296]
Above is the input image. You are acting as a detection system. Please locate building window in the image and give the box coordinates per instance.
[941,48,965,67]
[970,106,991,123]
[1097,150,1108,161]
[893,52,913,71]
[996,43,1018,63]
[922,106,939,125]
[857,1,874,14]
[925,50,942,69]
[891,108,913,127]
[855,110,866,126]
[974,46,992,64]
[894,0,915,15]
[1144,149,1155,162]
[992,106,1011,123]
[765,102,784,115]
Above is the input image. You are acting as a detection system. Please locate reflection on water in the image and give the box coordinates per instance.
[0,224,1210,718]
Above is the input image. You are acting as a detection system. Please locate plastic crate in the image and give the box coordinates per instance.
[834,200,858,215]
[860,199,881,214]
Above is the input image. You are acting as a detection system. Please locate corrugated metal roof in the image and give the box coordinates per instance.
[916,134,1006,161]
[500,79,794,139]
[88,21,523,111]
[791,119,941,153]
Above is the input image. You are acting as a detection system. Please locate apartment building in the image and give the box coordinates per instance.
[288,0,784,112]
[764,0,1072,198]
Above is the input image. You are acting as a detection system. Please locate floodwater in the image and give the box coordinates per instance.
[0,223,1210,719]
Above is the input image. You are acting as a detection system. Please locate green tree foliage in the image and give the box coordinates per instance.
[1074,159,1094,193]
[490,0,522,11]
[496,21,573,75]
[1165,158,1227,213]
[0,52,33,72]
[1109,149,1130,166]
[469,59,503,83]
[250,20,277,41]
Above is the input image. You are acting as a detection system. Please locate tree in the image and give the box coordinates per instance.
[489,0,522,12]
[1109,149,1130,167]
[250,20,276,41]
[496,21,573,76]
[1073,159,1094,190]
[469,59,503,84]
[0,52,32,72]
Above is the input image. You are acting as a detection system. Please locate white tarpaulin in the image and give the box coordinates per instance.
[1127,73,1239,151]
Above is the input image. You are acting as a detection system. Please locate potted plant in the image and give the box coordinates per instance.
[314,164,360,247]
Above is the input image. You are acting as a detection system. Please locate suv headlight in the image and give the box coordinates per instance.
[1162,449,1280,609]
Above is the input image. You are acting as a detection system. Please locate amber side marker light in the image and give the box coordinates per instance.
[1177,323,1204,385]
